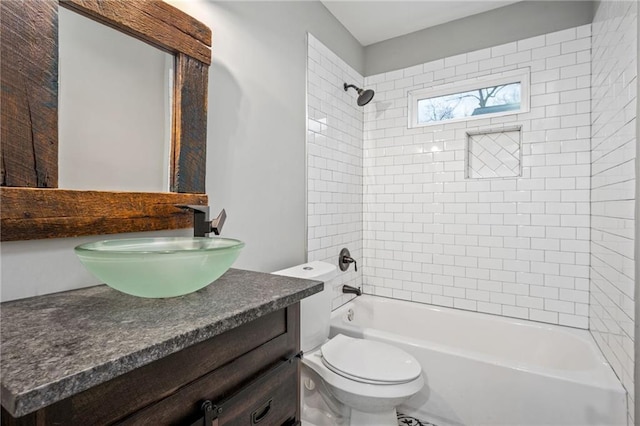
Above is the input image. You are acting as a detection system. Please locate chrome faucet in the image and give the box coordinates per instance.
[178,205,226,237]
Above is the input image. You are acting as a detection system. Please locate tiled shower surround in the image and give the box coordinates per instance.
[307,14,638,426]
[307,34,363,308]
[590,1,638,422]
[362,25,592,328]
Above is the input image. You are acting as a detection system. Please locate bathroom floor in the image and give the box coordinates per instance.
[397,413,437,426]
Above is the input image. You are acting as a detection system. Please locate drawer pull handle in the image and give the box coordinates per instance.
[251,398,272,424]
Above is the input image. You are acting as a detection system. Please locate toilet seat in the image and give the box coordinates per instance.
[303,352,424,400]
[302,345,424,401]
[321,334,422,385]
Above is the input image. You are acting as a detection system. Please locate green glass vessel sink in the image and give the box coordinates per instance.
[75,237,245,298]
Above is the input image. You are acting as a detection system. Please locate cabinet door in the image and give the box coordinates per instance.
[212,358,298,426]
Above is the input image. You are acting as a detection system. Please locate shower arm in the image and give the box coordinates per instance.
[343,83,360,93]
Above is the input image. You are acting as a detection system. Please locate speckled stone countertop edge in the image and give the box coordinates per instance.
[2,279,322,418]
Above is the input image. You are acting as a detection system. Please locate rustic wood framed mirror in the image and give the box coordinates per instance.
[1,0,211,241]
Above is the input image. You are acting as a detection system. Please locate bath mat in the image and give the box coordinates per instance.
[397,412,437,426]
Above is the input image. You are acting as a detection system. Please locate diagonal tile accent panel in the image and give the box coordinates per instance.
[467,128,521,178]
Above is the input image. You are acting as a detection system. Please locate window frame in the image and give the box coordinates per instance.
[407,68,530,128]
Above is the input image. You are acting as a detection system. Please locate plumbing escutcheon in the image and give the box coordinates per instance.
[339,248,356,271]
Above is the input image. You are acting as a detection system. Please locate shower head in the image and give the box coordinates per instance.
[344,83,375,106]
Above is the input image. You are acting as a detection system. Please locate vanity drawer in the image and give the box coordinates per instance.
[210,358,297,426]
[119,348,299,425]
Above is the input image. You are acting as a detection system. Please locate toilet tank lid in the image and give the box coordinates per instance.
[272,261,337,281]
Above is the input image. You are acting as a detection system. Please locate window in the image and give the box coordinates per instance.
[408,69,530,128]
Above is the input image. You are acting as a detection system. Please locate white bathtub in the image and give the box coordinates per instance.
[330,295,626,426]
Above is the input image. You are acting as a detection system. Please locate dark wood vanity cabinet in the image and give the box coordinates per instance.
[1,304,301,426]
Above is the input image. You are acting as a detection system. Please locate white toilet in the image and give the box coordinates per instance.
[273,261,424,426]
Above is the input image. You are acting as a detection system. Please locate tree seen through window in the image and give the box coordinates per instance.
[417,82,521,123]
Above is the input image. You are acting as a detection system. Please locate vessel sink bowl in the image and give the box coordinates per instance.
[75,237,245,298]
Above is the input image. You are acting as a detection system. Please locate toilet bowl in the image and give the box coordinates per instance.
[273,261,424,426]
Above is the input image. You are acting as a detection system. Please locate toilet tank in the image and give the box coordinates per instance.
[272,261,337,352]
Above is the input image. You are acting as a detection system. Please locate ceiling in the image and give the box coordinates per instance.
[322,1,522,46]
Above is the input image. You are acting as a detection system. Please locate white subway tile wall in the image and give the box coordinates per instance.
[590,1,637,423]
[307,34,363,308]
[362,25,592,329]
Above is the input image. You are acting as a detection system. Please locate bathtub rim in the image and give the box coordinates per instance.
[330,294,625,393]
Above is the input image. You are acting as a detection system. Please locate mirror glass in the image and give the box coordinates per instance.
[58,7,174,192]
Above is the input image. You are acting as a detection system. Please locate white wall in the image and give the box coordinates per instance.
[590,1,638,423]
[362,25,592,328]
[307,34,363,309]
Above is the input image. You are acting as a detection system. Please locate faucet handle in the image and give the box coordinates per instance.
[210,209,226,236]
[343,256,357,272]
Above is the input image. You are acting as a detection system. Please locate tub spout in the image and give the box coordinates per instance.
[342,285,362,296]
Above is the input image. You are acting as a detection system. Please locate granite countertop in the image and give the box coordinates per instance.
[0,268,322,418]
